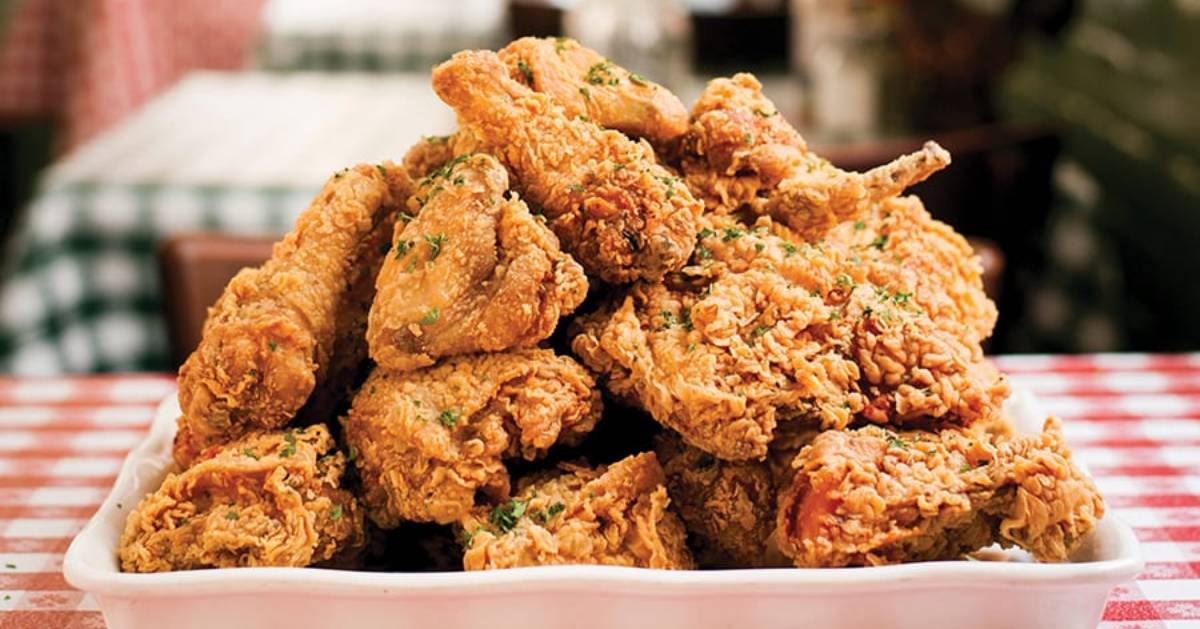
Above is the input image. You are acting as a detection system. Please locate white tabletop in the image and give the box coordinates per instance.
[44,71,457,189]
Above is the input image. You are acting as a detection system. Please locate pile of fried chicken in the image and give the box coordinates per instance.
[119,38,1104,573]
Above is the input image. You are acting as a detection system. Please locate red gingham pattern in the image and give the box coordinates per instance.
[0,356,1199,627]
[0,0,263,150]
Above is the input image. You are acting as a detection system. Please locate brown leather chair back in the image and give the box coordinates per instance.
[157,233,275,368]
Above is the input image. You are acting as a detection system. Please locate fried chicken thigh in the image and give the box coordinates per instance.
[777,418,1104,567]
[174,163,409,467]
[367,153,587,371]
[120,425,365,572]
[497,37,689,144]
[680,73,949,240]
[459,452,694,570]
[432,50,702,283]
[343,349,601,527]
[572,210,1008,461]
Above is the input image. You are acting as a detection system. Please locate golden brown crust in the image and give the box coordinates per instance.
[776,418,1105,567]
[401,135,457,179]
[343,349,601,527]
[120,425,365,572]
[174,163,410,466]
[680,73,949,240]
[431,50,701,283]
[367,153,587,371]
[459,452,694,570]
[497,37,689,144]
[571,210,1007,461]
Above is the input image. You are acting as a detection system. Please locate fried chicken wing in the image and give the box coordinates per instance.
[120,425,365,572]
[431,50,701,283]
[776,417,1104,567]
[367,153,587,371]
[459,452,694,569]
[343,349,601,527]
[402,134,457,179]
[497,37,688,144]
[572,212,1007,461]
[174,163,410,467]
[680,73,949,240]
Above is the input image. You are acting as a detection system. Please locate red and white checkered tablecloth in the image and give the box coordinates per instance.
[1,355,1199,628]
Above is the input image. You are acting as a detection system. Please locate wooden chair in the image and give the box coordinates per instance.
[157,233,275,368]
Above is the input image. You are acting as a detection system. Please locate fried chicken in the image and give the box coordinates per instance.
[431,49,702,283]
[459,452,694,570]
[497,37,689,145]
[367,153,587,371]
[343,349,602,527]
[572,211,1008,461]
[174,163,409,467]
[776,417,1104,567]
[680,73,949,240]
[119,425,365,572]
[401,134,457,179]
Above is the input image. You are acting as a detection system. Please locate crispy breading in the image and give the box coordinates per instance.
[431,49,701,283]
[459,452,694,570]
[776,417,1104,567]
[497,37,688,144]
[343,349,602,527]
[401,135,457,179]
[572,211,1007,460]
[174,163,410,467]
[680,73,949,240]
[367,154,587,371]
[119,425,365,572]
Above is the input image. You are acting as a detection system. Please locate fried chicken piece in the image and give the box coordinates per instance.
[174,163,410,467]
[680,73,949,240]
[459,452,694,570]
[343,349,602,527]
[366,153,587,371]
[777,417,1105,567]
[571,212,1008,461]
[432,50,701,283]
[497,37,688,144]
[401,134,457,179]
[119,425,365,572]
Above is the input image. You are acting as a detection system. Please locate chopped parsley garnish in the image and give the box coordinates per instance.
[886,435,909,449]
[452,175,465,186]
[420,308,440,325]
[870,234,889,250]
[959,463,973,473]
[376,164,387,179]
[555,37,569,53]
[347,445,358,462]
[853,220,866,231]
[243,447,258,460]
[225,511,239,520]
[533,501,566,524]
[835,274,856,290]
[424,135,450,145]
[750,324,772,339]
[268,340,278,352]
[686,343,697,353]
[628,72,648,86]
[516,60,534,84]
[437,409,461,429]
[659,310,680,329]
[755,242,766,252]
[489,499,528,533]
[568,183,585,193]
[753,108,776,117]
[578,86,590,100]
[585,61,618,85]
[782,243,798,257]
[613,163,625,171]
[696,246,713,260]
[743,133,753,145]
[424,233,448,260]
[5,563,16,569]
[697,228,717,239]
[722,227,743,242]
[330,505,343,521]
[398,212,415,224]
[280,432,297,458]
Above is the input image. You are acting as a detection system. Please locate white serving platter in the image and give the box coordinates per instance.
[64,388,1141,629]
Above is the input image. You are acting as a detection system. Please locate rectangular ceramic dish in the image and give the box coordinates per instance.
[64,389,1141,629]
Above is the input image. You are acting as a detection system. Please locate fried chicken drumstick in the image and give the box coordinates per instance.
[120,425,365,572]
[432,49,702,283]
[343,349,601,527]
[459,452,694,570]
[367,153,587,371]
[777,418,1104,567]
[174,163,409,467]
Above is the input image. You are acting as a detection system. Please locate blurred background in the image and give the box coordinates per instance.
[0,0,1195,375]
